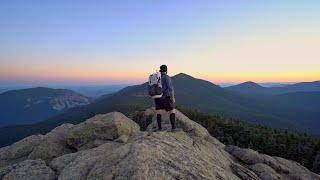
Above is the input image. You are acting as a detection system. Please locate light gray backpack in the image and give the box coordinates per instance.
[148,72,162,98]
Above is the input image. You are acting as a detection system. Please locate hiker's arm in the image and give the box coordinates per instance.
[167,76,175,101]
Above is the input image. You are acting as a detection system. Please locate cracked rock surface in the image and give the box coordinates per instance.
[0,109,319,180]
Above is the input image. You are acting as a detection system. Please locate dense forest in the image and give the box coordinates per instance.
[181,108,320,174]
[132,108,320,174]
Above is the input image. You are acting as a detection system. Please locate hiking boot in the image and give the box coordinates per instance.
[151,128,162,132]
[147,128,162,136]
[170,128,182,132]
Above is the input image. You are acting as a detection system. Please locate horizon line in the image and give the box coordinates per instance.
[0,72,319,87]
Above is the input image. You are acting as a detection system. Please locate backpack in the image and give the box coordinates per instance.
[148,72,163,98]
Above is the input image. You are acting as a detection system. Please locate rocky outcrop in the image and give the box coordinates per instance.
[0,160,55,180]
[66,112,140,150]
[0,134,44,167]
[0,109,318,180]
[313,153,320,173]
[146,108,211,139]
[28,123,75,163]
[225,144,319,180]
[226,145,264,165]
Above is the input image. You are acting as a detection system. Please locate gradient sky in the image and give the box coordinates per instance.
[0,0,319,85]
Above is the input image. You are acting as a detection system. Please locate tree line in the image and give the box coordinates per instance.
[179,108,320,174]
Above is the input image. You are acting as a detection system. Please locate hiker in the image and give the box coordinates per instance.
[148,65,176,131]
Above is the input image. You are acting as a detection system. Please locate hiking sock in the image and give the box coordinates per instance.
[170,113,176,129]
[157,114,162,130]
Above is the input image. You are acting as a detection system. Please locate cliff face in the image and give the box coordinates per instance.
[0,109,318,180]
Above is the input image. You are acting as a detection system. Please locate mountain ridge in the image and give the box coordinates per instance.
[227,81,264,89]
[1,73,319,148]
[0,87,91,127]
[227,80,320,96]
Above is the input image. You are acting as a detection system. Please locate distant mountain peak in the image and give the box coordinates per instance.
[227,81,264,90]
[172,73,195,80]
[226,81,265,93]
[238,81,263,88]
[240,81,262,87]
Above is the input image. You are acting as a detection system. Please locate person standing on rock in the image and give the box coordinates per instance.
[148,65,176,131]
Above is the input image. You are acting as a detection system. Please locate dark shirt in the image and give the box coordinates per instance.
[161,72,174,99]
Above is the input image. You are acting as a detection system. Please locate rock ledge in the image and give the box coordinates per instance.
[0,109,318,180]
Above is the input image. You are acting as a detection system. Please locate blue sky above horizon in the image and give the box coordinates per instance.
[1,0,319,85]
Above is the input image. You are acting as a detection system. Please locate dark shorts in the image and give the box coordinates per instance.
[154,97,175,111]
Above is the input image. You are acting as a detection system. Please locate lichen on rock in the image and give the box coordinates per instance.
[66,112,140,150]
[1,159,55,180]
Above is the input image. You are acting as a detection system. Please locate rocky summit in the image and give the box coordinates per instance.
[0,109,319,180]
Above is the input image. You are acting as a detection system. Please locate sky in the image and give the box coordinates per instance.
[0,0,319,85]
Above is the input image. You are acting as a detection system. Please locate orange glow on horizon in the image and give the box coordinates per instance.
[1,56,319,84]
[198,70,320,84]
[1,69,319,84]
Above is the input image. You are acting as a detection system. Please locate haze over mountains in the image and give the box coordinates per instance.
[65,84,129,98]
[0,84,128,98]
[227,81,320,96]
[0,73,319,148]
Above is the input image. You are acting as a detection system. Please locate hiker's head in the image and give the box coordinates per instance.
[160,65,167,73]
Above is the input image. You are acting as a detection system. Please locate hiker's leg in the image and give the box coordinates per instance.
[169,109,176,129]
[155,98,165,130]
[164,96,176,130]
[156,109,164,130]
